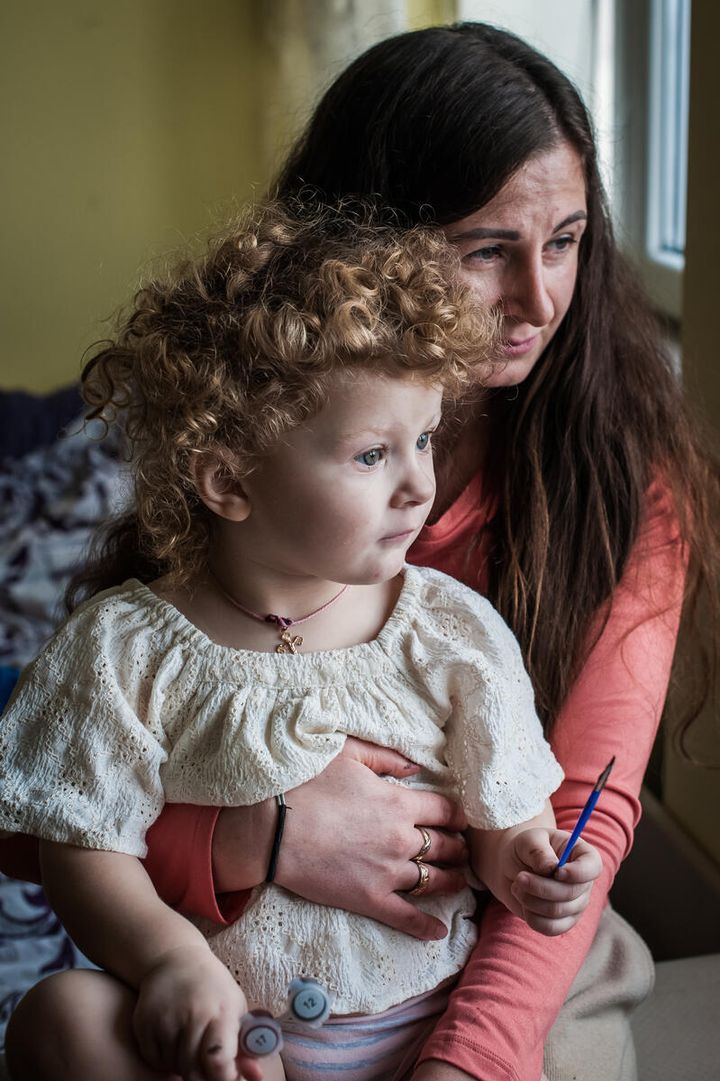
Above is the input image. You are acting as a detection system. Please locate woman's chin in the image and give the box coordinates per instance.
[486,361,536,388]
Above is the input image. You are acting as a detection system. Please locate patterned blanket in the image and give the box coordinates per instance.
[0,873,96,1058]
[0,408,126,1055]
[0,416,127,669]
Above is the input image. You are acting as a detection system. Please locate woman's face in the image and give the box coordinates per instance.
[445,142,587,387]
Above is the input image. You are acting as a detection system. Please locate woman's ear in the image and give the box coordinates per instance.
[193,454,251,522]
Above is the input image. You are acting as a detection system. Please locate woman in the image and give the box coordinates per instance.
[6,22,719,1081]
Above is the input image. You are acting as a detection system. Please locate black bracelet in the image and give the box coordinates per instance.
[265,793,287,884]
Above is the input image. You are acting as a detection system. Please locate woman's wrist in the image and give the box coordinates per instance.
[211,798,276,893]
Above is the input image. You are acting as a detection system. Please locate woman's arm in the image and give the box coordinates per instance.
[143,802,254,923]
[414,485,686,1081]
[0,811,249,928]
[143,738,469,939]
[2,740,469,939]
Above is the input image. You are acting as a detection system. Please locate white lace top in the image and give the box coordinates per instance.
[0,565,563,1014]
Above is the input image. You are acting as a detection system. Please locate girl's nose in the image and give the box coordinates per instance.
[393,460,436,507]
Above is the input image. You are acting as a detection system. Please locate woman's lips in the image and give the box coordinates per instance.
[502,333,540,358]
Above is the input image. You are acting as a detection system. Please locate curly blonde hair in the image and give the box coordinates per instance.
[81,199,496,585]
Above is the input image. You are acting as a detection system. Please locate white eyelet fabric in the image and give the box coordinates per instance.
[0,565,563,1014]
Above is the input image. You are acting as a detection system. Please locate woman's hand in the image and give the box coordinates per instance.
[504,828,603,936]
[276,739,468,940]
[213,738,468,941]
[133,944,263,1081]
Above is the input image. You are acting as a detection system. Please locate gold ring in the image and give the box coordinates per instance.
[412,826,432,863]
[409,860,430,896]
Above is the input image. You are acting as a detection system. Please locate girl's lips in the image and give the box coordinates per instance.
[502,333,540,358]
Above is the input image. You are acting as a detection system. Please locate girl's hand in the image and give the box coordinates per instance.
[133,945,263,1081]
[504,828,603,936]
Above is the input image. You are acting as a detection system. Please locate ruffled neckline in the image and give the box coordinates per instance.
[117,567,423,678]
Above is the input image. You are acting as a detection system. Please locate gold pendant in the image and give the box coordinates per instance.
[276,628,303,654]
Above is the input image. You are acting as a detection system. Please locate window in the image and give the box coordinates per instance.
[614,0,690,318]
[646,0,691,271]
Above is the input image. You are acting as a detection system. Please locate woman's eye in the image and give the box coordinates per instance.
[355,447,384,468]
[464,245,502,264]
[547,235,577,255]
[416,431,432,451]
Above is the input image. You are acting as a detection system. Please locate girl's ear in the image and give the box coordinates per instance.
[193,454,251,523]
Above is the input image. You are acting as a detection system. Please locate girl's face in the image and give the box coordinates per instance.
[235,372,442,587]
[445,142,587,387]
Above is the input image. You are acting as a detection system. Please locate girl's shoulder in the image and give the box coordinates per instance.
[61,578,178,638]
[29,578,194,678]
[71,577,156,617]
[404,563,503,623]
[400,564,523,661]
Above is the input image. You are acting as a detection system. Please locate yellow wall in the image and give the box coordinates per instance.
[1,1,263,391]
[1,1,456,393]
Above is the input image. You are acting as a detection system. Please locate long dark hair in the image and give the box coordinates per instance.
[73,23,718,740]
[275,22,719,735]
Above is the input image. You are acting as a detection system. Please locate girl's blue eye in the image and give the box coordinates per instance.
[355,447,384,467]
[416,432,431,451]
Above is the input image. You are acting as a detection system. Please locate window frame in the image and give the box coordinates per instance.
[614,0,689,320]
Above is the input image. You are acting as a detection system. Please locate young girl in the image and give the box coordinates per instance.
[0,202,601,1081]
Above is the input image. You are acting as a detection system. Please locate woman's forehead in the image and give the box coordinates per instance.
[445,144,587,238]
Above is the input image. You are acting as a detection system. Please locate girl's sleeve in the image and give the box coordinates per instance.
[417,482,686,1081]
[440,587,564,830]
[0,600,168,857]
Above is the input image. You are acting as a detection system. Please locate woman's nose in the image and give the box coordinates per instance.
[507,257,554,328]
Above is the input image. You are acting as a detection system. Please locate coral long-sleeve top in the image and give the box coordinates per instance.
[408,473,685,1079]
[147,470,684,1080]
[0,470,684,1080]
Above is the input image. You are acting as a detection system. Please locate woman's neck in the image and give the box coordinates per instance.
[429,398,492,523]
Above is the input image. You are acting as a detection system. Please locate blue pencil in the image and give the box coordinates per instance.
[555,757,615,870]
